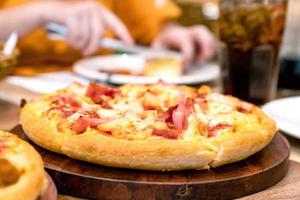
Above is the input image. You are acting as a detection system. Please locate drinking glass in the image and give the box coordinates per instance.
[219,0,288,104]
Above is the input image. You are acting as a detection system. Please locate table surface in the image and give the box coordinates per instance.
[1,80,300,199]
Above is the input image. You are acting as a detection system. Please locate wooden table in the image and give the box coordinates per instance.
[1,80,300,199]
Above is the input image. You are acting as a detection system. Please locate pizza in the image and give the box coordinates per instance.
[20,82,276,171]
[0,131,46,200]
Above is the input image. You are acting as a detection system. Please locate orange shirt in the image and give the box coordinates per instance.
[0,0,181,67]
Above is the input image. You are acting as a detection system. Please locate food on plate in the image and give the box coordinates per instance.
[20,82,276,171]
[143,58,182,77]
[0,131,46,200]
[100,57,182,77]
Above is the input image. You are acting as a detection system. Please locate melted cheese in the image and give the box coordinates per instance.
[97,109,122,118]
[60,83,262,141]
[67,112,84,123]
[69,83,86,96]
[112,100,143,115]
[194,104,208,124]
[208,101,233,115]
[183,115,199,140]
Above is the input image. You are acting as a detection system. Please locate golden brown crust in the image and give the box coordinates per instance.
[209,106,277,167]
[20,84,277,171]
[0,132,46,200]
[20,99,66,154]
[62,131,217,171]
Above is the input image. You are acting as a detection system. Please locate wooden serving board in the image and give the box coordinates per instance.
[12,125,290,200]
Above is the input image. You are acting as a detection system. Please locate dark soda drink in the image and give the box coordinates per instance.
[219,0,287,105]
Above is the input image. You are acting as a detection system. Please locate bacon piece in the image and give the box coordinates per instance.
[0,145,5,153]
[86,110,99,118]
[50,96,81,118]
[71,117,111,134]
[0,138,7,153]
[85,83,120,104]
[171,93,186,130]
[104,131,112,135]
[207,124,232,138]
[185,98,195,116]
[52,96,81,108]
[237,102,253,113]
[60,110,76,118]
[172,95,195,130]
[159,106,176,121]
[158,96,195,130]
[152,129,181,139]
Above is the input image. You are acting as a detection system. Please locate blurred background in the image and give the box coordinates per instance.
[2,0,298,90]
[178,0,299,91]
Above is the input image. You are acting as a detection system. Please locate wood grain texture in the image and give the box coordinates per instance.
[55,161,300,200]
[240,161,300,200]
[12,125,290,200]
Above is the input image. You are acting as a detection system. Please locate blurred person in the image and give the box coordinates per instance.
[0,0,215,68]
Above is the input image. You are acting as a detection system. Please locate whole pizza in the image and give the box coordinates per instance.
[0,131,46,200]
[20,82,276,171]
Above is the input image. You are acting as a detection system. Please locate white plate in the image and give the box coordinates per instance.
[73,55,220,85]
[262,96,300,139]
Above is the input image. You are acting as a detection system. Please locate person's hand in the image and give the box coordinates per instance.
[43,0,133,55]
[152,24,216,66]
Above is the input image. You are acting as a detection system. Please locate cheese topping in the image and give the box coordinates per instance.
[48,83,259,140]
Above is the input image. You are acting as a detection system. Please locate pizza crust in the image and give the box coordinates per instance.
[209,107,277,167]
[62,131,217,171]
[0,132,46,200]
[20,98,66,154]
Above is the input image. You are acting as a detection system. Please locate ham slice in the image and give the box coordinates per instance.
[52,96,81,108]
[85,83,120,104]
[237,102,253,113]
[0,138,7,153]
[159,105,177,128]
[172,94,187,130]
[61,110,77,118]
[158,96,195,130]
[71,117,111,133]
[50,96,81,118]
[153,96,196,139]
[171,95,195,130]
[207,124,232,138]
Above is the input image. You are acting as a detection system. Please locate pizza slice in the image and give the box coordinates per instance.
[0,131,46,200]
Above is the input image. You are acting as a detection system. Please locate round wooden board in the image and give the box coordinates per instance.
[12,125,290,200]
